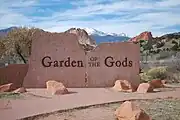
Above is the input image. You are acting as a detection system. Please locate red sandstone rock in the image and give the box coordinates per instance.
[65,28,96,51]
[115,101,151,120]
[0,83,15,92]
[129,31,153,42]
[149,79,164,88]
[13,87,27,93]
[137,83,153,93]
[113,80,136,92]
[46,80,68,95]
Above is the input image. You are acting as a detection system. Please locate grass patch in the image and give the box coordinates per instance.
[0,92,23,99]
[141,99,180,120]
[140,66,169,83]
[108,99,180,120]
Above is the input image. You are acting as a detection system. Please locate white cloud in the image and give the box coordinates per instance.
[0,0,37,8]
[157,0,180,7]
[0,0,180,37]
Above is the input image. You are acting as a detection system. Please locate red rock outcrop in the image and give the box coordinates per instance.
[137,83,154,93]
[129,31,153,42]
[65,28,97,51]
[113,80,136,92]
[115,101,151,120]
[46,80,68,95]
[149,79,164,88]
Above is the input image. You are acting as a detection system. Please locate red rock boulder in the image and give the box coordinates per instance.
[0,83,15,92]
[115,101,151,120]
[137,83,154,93]
[13,87,27,93]
[46,80,68,95]
[149,80,164,88]
[161,80,167,84]
[113,80,136,92]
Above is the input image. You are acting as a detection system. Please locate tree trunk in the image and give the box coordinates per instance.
[17,50,26,64]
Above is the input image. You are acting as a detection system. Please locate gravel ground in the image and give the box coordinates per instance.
[32,98,180,120]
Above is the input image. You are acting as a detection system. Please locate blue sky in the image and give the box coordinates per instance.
[0,0,180,37]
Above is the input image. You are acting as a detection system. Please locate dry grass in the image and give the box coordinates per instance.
[30,98,180,120]
[135,99,180,120]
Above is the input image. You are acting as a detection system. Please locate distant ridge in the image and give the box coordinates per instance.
[0,26,18,37]
[83,28,130,44]
[0,27,130,43]
[1,27,180,45]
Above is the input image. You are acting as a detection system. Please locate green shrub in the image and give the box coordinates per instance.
[140,66,180,83]
[139,73,151,83]
[146,66,168,80]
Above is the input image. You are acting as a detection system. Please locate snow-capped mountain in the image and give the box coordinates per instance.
[83,28,107,36]
[83,28,130,44]
[83,28,127,37]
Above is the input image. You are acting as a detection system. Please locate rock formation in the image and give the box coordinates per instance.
[64,28,97,51]
[46,80,68,95]
[113,80,136,92]
[137,83,154,93]
[115,101,151,120]
[129,31,153,42]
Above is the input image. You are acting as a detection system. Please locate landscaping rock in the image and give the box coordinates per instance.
[137,83,153,93]
[13,87,27,93]
[162,80,167,84]
[113,80,136,92]
[115,101,151,120]
[149,79,164,88]
[46,80,68,95]
[0,83,15,92]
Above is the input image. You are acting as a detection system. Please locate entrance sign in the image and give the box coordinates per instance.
[86,43,140,87]
[23,31,140,88]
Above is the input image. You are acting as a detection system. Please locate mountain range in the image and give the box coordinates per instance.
[0,27,130,44]
[0,27,18,37]
[0,26,180,45]
[83,28,130,44]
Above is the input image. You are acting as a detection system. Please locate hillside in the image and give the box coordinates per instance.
[131,31,180,60]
